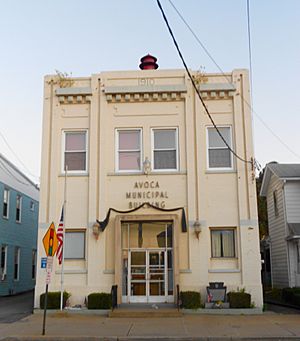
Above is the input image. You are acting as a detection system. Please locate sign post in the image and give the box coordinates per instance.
[42,222,58,336]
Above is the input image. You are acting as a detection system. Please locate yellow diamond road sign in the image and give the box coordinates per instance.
[42,222,58,257]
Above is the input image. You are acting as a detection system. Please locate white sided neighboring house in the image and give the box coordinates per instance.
[260,163,300,288]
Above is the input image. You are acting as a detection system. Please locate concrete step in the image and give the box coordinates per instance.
[109,308,182,318]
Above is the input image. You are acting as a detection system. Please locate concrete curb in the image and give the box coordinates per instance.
[33,307,263,316]
[33,309,109,316]
[2,337,300,341]
[183,307,263,315]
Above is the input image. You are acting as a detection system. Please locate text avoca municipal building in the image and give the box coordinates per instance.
[35,56,263,308]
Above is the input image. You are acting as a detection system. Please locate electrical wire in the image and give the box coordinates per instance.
[166,0,300,163]
[156,0,252,166]
[0,159,30,186]
[246,0,254,108]
[0,130,39,181]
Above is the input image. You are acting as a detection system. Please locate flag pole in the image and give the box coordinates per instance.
[60,165,67,310]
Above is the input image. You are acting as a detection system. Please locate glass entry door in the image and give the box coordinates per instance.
[129,249,170,303]
[122,221,174,304]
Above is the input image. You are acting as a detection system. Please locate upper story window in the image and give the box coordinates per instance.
[152,128,178,171]
[211,228,235,258]
[207,127,233,170]
[116,129,142,172]
[3,189,9,219]
[30,201,35,212]
[63,131,87,172]
[273,190,279,217]
[16,195,22,223]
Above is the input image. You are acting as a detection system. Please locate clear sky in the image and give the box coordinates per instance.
[0,0,299,183]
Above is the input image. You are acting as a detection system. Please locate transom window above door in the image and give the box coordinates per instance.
[152,128,178,171]
[116,129,142,171]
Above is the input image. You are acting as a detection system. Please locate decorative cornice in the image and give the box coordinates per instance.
[55,87,92,104]
[104,84,187,103]
[199,83,236,100]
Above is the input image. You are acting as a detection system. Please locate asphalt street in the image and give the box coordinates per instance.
[0,290,34,323]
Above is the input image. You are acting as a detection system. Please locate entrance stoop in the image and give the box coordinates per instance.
[109,303,182,318]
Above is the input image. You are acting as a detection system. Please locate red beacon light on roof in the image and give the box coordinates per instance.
[139,54,159,70]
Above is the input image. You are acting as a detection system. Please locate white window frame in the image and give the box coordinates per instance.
[62,130,88,174]
[64,230,86,260]
[151,127,179,172]
[115,128,143,173]
[14,247,20,281]
[16,195,22,223]
[30,201,35,212]
[210,228,236,259]
[3,188,9,219]
[206,126,233,171]
[0,245,7,281]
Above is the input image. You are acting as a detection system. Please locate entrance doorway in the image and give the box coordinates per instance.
[121,222,174,303]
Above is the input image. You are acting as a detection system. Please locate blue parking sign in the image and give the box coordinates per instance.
[41,257,47,268]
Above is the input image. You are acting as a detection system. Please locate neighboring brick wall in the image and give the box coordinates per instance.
[0,182,39,296]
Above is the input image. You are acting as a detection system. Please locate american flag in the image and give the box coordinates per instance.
[56,206,64,265]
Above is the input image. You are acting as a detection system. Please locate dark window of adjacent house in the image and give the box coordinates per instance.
[32,250,36,279]
[1,245,7,280]
[3,189,9,218]
[16,195,22,222]
[273,190,279,217]
[14,247,20,280]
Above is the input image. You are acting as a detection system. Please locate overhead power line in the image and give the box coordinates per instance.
[166,0,300,163]
[156,0,252,166]
[0,159,29,186]
[0,130,39,181]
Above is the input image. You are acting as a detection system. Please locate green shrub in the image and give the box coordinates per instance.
[40,291,70,309]
[87,292,112,309]
[180,291,201,309]
[227,292,251,308]
[282,287,300,306]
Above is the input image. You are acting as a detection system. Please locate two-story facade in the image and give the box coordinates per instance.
[260,163,300,288]
[0,153,39,296]
[35,58,263,308]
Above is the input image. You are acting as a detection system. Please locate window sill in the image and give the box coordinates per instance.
[210,257,238,260]
[206,169,236,174]
[55,269,87,274]
[59,173,89,177]
[208,269,240,273]
[108,171,187,176]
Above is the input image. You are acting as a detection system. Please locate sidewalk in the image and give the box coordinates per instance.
[1,311,300,340]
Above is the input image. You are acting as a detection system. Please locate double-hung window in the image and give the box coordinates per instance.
[32,250,37,279]
[16,195,22,222]
[14,247,20,280]
[63,131,87,172]
[207,127,233,169]
[65,230,85,259]
[117,129,141,172]
[3,189,9,219]
[0,245,7,281]
[211,229,235,258]
[152,128,178,171]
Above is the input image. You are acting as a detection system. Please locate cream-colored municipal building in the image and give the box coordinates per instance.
[35,56,263,308]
